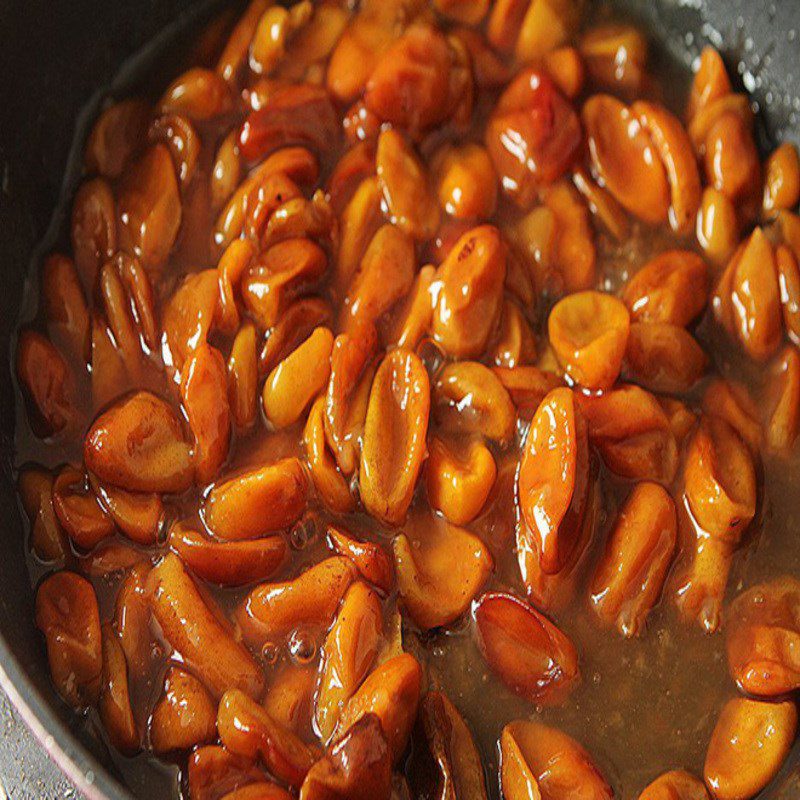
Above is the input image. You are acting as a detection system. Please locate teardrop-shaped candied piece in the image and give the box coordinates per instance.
[697,188,739,267]
[513,0,580,64]
[216,238,256,336]
[572,163,630,242]
[92,479,162,546]
[490,298,538,368]
[431,142,498,221]
[517,472,596,614]
[590,481,677,637]
[541,180,596,294]
[673,532,736,635]
[579,23,647,96]
[238,83,339,163]
[16,330,76,438]
[579,384,678,483]
[684,414,756,543]
[766,344,800,452]
[161,269,219,381]
[149,113,201,186]
[486,0,529,52]
[474,593,579,706]
[159,67,232,119]
[228,323,259,431]
[218,689,317,789]
[35,572,102,707]
[304,397,354,515]
[432,225,507,359]
[188,744,266,800]
[548,291,630,390]
[582,94,670,225]
[18,467,70,563]
[426,436,497,526]
[453,26,512,89]
[148,553,265,699]
[107,250,159,349]
[376,129,439,241]
[182,343,232,484]
[326,141,376,215]
[639,771,709,800]
[84,99,150,179]
[631,101,702,234]
[98,259,147,384]
[701,378,761,453]
[394,514,493,631]
[264,664,316,737]
[383,265,435,352]
[241,238,328,331]
[84,391,193,494]
[687,47,732,122]
[168,522,287,587]
[78,541,147,580]
[704,698,797,800]
[300,714,392,800]
[409,691,488,800]
[729,228,783,361]
[726,576,800,697]
[71,177,117,288]
[340,225,416,333]
[237,557,357,646]
[52,465,114,550]
[624,322,708,395]
[117,143,182,271]
[261,296,333,376]
[150,666,217,754]
[500,720,612,800]
[98,623,139,754]
[623,250,709,327]
[364,24,452,135]
[704,110,761,204]
[222,782,294,800]
[262,327,333,430]
[776,243,800,343]
[204,458,308,540]
[324,321,378,476]
[315,581,383,743]
[518,388,590,576]
[280,3,347,76]
[326,526,394,595]
[486,69,581,209]
[211,129,242,212]
[336,653,422,762]
[360,349,430,526]
[433,361,516,445]
[113,563,152,680]
[215,0,269,83]
[509,204,557,297]
[763,142,800,215]
[541,45,585,100]
[334,177,385,297]
[42,254,90,365]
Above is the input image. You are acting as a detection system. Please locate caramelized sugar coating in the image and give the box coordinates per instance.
[14,3,800,799]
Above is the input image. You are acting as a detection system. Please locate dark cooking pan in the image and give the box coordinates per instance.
[0,1,799,798]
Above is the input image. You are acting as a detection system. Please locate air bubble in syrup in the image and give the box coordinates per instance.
[288,628,317,664]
